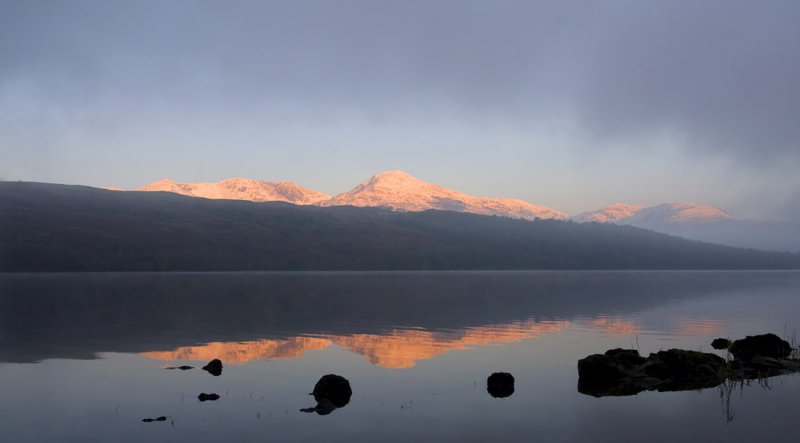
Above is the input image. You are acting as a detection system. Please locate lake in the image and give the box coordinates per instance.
[1,271,799,442]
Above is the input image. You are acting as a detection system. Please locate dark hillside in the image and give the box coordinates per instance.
[1,181,798,271]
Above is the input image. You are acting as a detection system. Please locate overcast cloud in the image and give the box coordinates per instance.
[1,0,799,218]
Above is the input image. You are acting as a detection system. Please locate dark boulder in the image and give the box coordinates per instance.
[578,348,725,397]
[313,374,352,408]
[487,372,515,398]
[577,349,647,384]
[198,393,220,402]
[729,334,792,360]
[643,349,725,390]
[711,338,731,350]
[202,359,223,376]
[302,374,352,415]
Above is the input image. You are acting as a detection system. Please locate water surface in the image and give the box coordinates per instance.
[1,271,799,442]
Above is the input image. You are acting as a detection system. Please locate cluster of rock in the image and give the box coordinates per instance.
[578,333,800,397]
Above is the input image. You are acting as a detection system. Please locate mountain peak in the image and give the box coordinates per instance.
[634,202,734,223]
[136,178,330,204]
[570,203,645,223]
[321,171,567,220]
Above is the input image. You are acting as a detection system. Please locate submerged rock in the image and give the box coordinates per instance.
[729,334,792,360]
[301,374,352,415]
[142,416,167,422]
[487,372,515,398]
[164,365,194,370]
[202,359,223,376]
[198,393,220,402]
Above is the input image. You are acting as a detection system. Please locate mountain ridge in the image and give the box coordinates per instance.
[318,170,568,220]
[137,177,330,205]
[135,170,568,221]
[2,180,798,272]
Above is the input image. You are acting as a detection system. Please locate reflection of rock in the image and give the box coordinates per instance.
[142,416,167,422]
[301,374,352,415]
[711,338,730,350]
[579,334,800,397]
[300,399,337,415]
[198,393,220,402]
[577,348,725,397]
[487,372,515,398]
[164,365,194,370]
[202,359,223,376]
[729,333,792,360]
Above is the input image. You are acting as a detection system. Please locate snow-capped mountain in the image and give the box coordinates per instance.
[135,171,567,221]
[570,203,645,223]
[319,170,568,220]
[622,202,734,226]
[572,202,733,226]
[136,178,330,205]
[573,201,799,252]
[129,173,797,252]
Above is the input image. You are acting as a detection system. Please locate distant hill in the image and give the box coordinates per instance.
[572,202,800,252]
[1,181,798,271]
[571,202,733,224]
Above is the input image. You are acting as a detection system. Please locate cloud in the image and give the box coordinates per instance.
[781,188,800,222]
[2,1,799,175]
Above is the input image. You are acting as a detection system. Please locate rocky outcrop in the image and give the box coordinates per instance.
[578,348,725,396]
[711,338,731,350]
[578,334,800,397]
[729,333,792,360]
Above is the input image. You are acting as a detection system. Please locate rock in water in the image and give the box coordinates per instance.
[577,348,725,396]
[142,416,167,422]
[729,334,792,360]
[301,374,353,414]
[202,359,223,376]
[711,338,731,350]
[198,393,220,402]
[487,372,515,398]
[312,374,352,408]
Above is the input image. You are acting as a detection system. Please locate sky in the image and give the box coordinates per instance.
[1,0,799,220]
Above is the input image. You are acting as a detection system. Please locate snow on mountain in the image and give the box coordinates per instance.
[570,201,800,252]
[319,170,568,220]
[136,178,331,205]
[572,202,733,226]
[620,202,734,227]
[570,203,645,223]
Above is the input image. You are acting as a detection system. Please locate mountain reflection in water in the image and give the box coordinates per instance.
[2,271,795,364]
[141,320,570,368]
[2,271,800,443]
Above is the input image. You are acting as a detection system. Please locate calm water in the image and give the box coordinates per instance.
[1,271,799,442]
